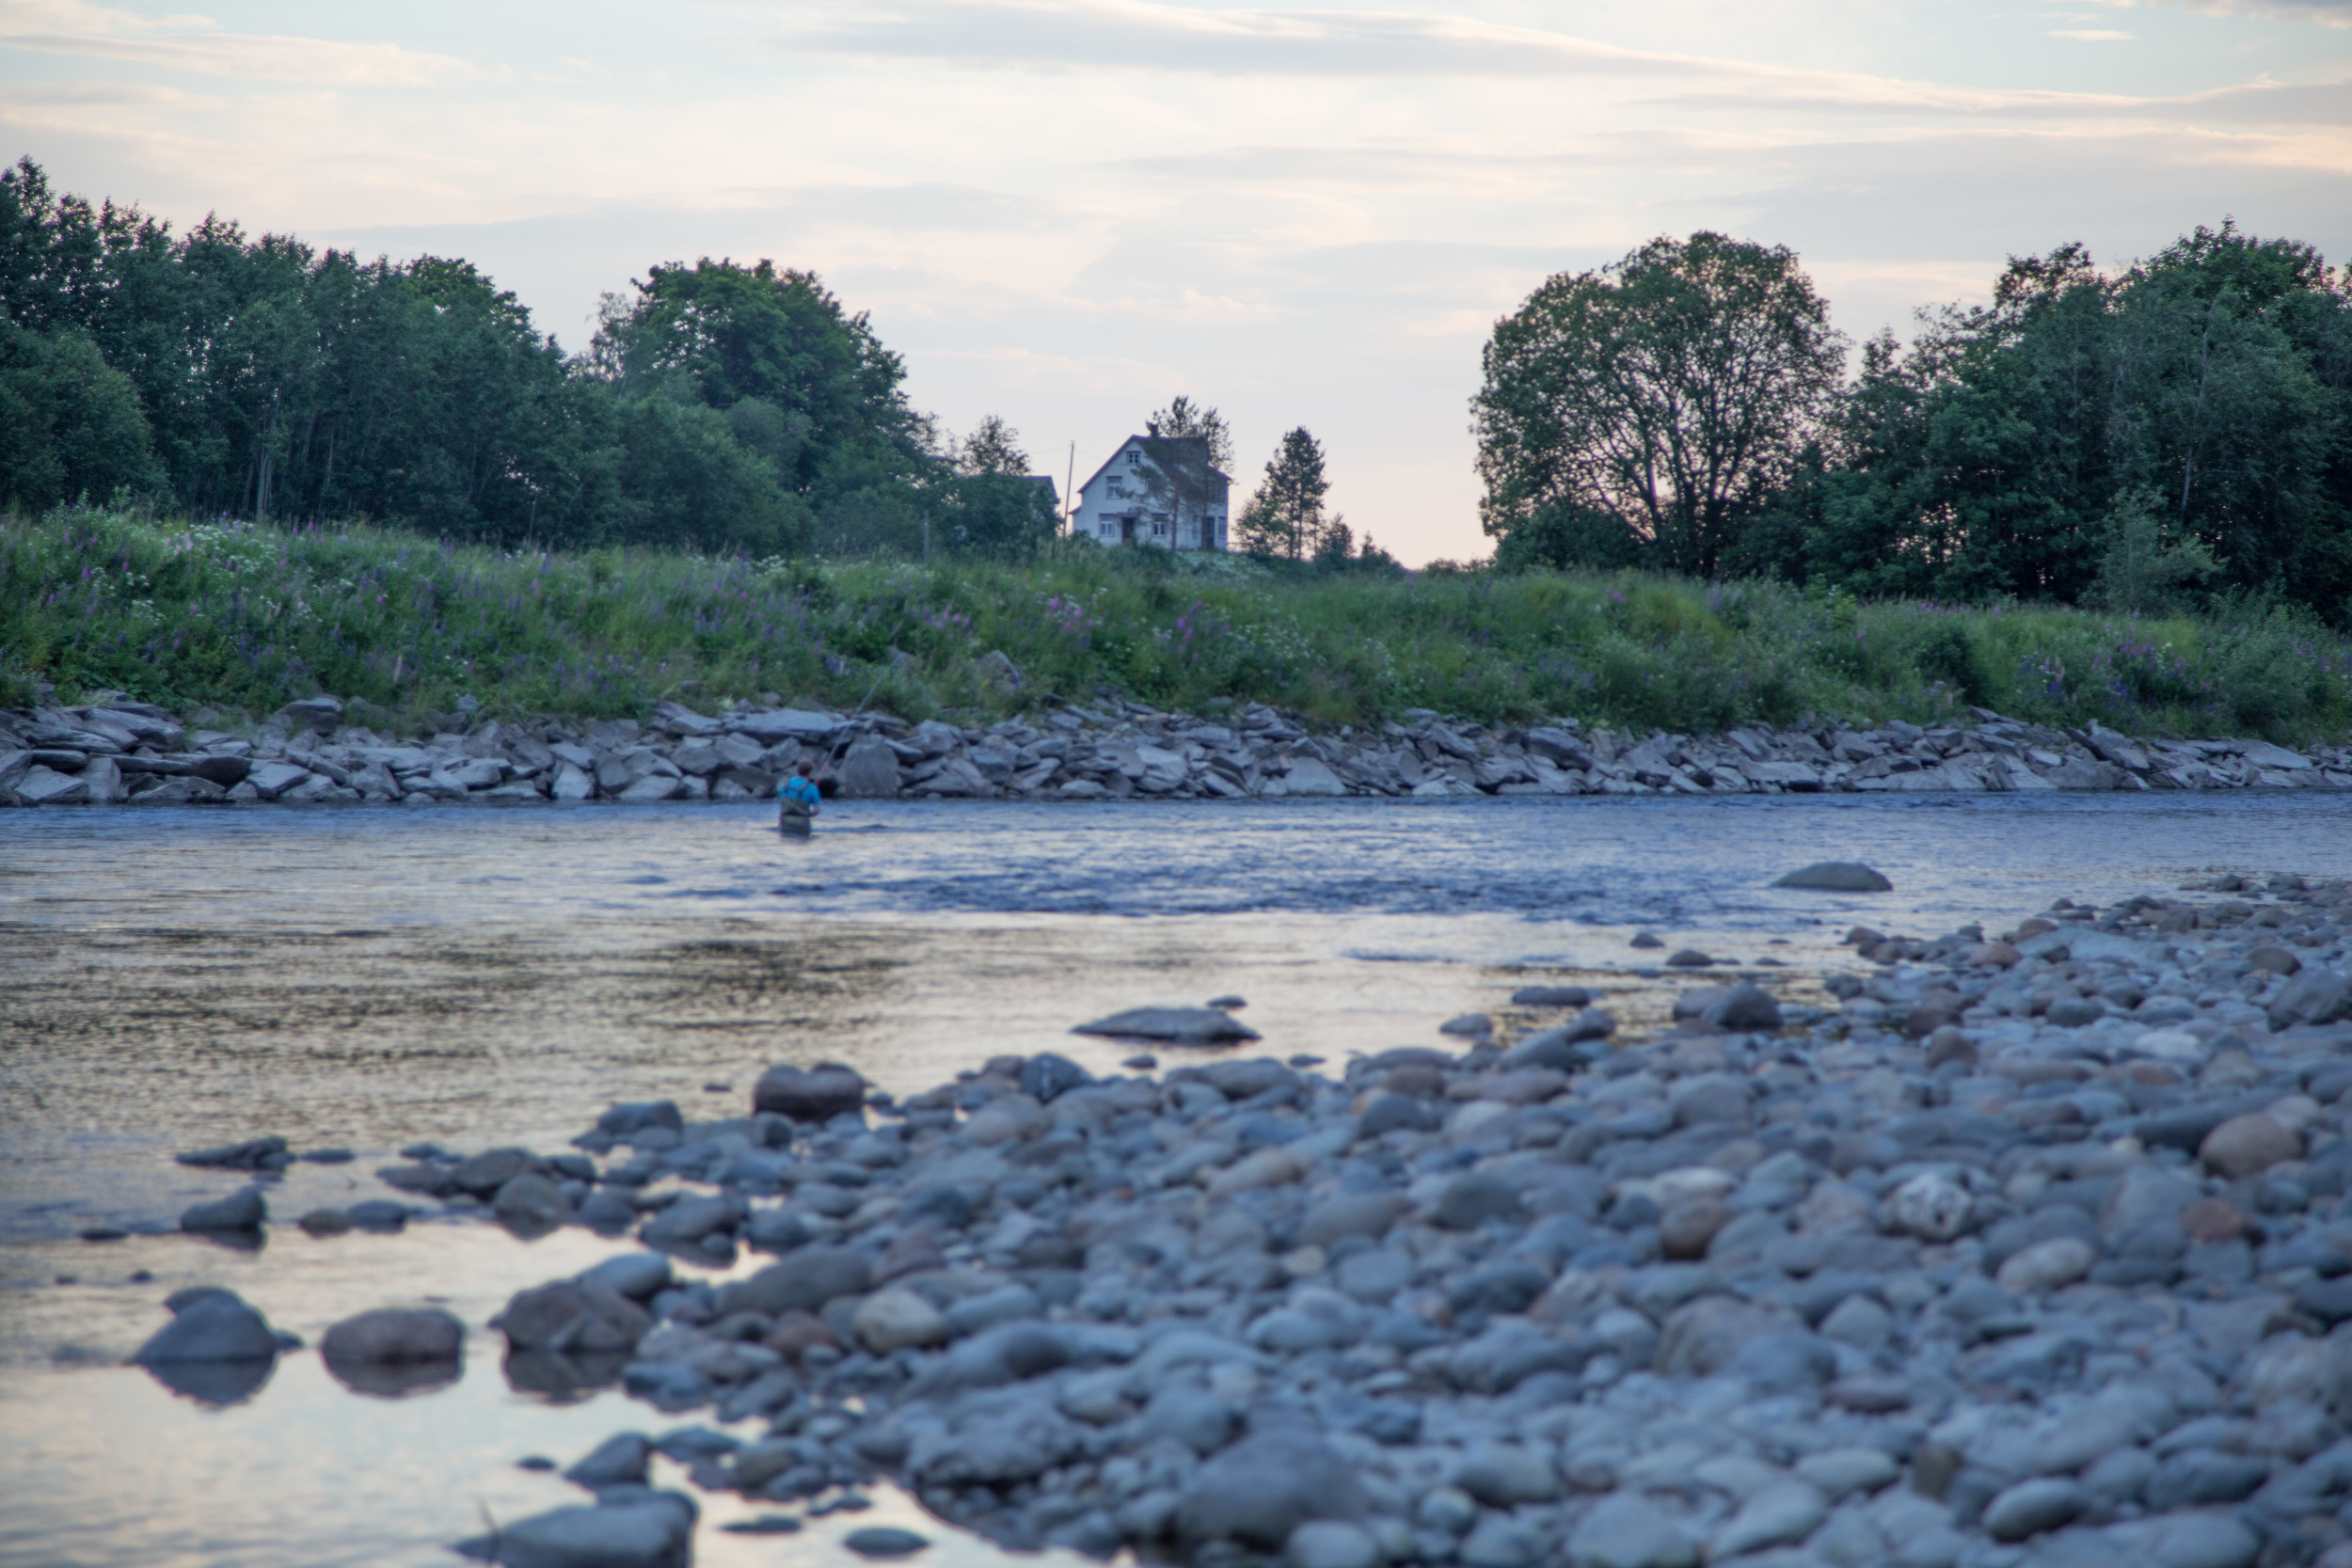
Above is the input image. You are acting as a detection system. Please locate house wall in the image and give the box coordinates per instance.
[1073,438,1228,551]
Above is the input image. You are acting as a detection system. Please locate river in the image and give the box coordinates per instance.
[4,792,2350,1567]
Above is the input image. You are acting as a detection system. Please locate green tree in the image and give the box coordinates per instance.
[1238,426,1329,560]
[1473,231,1847,576]
[1144,394,1232,470]
[0,319,162,510]
[1802,225,2352,615]
[959,413,1030,476]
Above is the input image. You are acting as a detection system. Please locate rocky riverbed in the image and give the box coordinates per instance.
[4,689,2348,807]
[127,870,2352,1568]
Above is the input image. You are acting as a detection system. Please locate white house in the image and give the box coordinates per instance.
[1070,436,1230,551]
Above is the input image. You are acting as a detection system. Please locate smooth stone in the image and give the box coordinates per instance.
[578,1254,672,1300]
[1177,1431,1364,1546]
[564,1433,652,1490]
[1996,1237,2097,1294]
[1774,862,1893,892]
[1072,1006,1261,1044]
[1287,1520,1381,1568]
[1511,986,1592,1008]
[844,1527,930,1559]
[1433,1173,1526,1229]
[1794,1447,1899,1498]
[852,1289,948,1354]
[1142,1384,1236,1454]
[453,1494,695,1568]
[320,1307,464,1397]
[1567,1493,1699,1568]
[134,1292,278,1363]
[1708,1481,1826,1558]
[179,1187,267,1232]
[1454,1443,1561,1505]
[752,1063,867,1121]
[1017,1053,1092,1103]
[1980,1478,2089,1542]
[1459,1514,1541,1568]
[494,1173,573,1235]
[2199,1114,2299,1179]
[1297,1194,1404,1250]
[1705,983,1784,1032]
[1884,1171,1972,1241]
[498,1279,651,1353]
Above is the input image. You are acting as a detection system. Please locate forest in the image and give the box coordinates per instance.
[0,158,1056,560]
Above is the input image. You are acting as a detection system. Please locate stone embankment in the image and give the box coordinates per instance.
[6,689,2350,806]
[143,874,2352,1567]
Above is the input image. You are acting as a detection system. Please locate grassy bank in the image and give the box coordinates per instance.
[5,504,2350,742]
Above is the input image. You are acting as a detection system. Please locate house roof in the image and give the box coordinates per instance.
[1075,435,1231,498]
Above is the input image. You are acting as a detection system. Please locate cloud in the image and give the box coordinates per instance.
[0,0,486,84]
[2050,26,2136,37]
[773,0,1724,78]
[2156,0,2350,25]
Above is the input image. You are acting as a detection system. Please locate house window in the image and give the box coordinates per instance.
[1126,449,1141,467]
[1106,477,1124,498]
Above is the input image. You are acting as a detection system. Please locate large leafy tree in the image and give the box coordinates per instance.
[1474,231,1847,576]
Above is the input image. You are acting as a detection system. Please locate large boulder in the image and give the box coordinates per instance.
[753,1063,867,1121]
[834,735,903,799]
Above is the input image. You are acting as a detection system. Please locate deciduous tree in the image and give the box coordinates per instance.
[1474,232,1846,576]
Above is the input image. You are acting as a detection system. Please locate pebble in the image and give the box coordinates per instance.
[843,1526,929,1558]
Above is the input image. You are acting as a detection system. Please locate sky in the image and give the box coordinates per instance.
[3,0,2348,564]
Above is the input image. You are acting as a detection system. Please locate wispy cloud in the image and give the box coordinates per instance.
[0,0,486,84]
[773,0,1724,78]
[2050,27,2137,39]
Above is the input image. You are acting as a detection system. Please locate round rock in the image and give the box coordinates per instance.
[1981,1478,2089,1542]
[844,1527,930,1559]
[2200,1113,2299,1179]
[852,1288,947,1354]
[1773,862,1893,892]
[753,1063,867,1121]
[1884,1171,1972,1242]
[1995,1236,2096,1294]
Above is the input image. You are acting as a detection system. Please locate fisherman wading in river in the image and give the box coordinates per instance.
[777,768,821,836]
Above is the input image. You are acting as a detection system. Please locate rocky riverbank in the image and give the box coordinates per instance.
[5,689,2350,808]
[135,872,2352,1568]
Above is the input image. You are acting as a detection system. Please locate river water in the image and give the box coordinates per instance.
[5,792,2351,1567]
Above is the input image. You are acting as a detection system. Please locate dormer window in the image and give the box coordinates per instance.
[1126,449,1142,467]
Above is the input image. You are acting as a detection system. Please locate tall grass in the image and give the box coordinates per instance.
[5,504,2349,741]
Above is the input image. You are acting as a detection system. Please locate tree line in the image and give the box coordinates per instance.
[1474,225,2352,622]
[0,158,1057,557]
